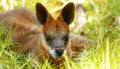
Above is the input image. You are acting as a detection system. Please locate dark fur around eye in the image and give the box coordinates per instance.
[63,35,69,45]
[64,36,69,41]
[44,34,52,42]
[44,33,53,47]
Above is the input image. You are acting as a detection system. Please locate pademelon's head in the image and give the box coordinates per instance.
[35,2,75,59]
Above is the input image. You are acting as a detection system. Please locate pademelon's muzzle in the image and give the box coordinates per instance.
[55,49,64,57]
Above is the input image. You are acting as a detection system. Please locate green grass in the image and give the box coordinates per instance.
[0,0,120,69]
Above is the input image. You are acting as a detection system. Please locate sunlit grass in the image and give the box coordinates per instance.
[0,0,120,69]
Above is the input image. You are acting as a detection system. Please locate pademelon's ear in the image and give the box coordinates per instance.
[58,2,75,25]
[36,3,53,25]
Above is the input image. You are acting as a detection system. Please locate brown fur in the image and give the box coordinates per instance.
[0,2,76,64]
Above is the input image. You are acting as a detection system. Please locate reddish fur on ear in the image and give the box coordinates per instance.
[58,2,75,25]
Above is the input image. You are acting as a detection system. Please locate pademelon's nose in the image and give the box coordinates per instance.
[55,49,64,57]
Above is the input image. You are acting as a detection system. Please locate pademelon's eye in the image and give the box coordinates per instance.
[63,35,69,45]
[44,34,52,42]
